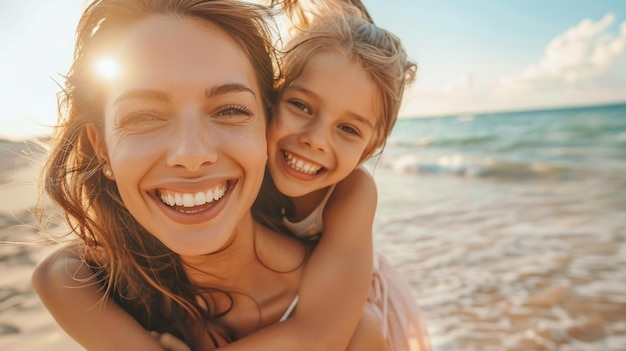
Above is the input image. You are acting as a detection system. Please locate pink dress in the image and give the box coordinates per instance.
[283,186,431,351]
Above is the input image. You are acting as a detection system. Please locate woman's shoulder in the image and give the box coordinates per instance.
[32,241,104,292]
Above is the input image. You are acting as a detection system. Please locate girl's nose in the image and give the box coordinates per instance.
[298,118,330,152]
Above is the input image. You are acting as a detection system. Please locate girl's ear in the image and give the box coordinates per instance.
[86,124,114,179]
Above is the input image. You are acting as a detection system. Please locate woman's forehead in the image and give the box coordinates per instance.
[96,16,259,95]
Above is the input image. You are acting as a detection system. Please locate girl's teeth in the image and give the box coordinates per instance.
[284,152,322,175]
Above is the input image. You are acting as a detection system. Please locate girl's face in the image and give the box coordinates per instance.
[267,50,380,199]
[91,16,267,256]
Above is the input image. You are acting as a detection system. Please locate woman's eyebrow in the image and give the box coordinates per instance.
[205,83,257,100]
[112,83,256,106]
[113,89,170,106]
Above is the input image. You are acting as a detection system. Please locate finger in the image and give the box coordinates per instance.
[158,332,192,351]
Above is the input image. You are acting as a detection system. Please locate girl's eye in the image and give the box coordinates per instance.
[288,100,311,114]
[216,105,252,117]
[339,124,360,136]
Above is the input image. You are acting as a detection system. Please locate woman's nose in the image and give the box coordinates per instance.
[166,113,217,171]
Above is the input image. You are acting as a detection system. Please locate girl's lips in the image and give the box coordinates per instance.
[278,151,326,182]
[282,151,324,175]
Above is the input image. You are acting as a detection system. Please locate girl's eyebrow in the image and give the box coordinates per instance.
[113,83,257,106]
[351,113,374,130]
[286,84,315,98]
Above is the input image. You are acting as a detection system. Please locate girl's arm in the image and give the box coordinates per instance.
[217,166,377,350]
[34,166,378,351]
[31,243,177,351]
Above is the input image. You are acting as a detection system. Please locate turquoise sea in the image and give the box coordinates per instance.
[382,103,626,182]
[368,103,626,350]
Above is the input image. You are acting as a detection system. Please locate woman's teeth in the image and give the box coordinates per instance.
[284,152,322,175]
[159,184,227,207]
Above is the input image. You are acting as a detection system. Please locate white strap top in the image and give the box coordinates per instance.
[282,185,336,241]
[279,295,299,322]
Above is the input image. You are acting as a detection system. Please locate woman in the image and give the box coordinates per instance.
[32,0,386,349]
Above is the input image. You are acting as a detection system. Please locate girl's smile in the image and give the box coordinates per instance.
[281,150,325,178]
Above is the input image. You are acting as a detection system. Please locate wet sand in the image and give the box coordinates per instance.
[370,165,626,351]
[1,138,625,350]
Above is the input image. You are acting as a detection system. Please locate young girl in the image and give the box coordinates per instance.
[257,2,431,350]
[33,1,429,350]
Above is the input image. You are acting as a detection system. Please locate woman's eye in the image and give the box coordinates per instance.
[339,124,360,136]
[288,100,311,114]
[122,111,162,125]
[216,105,252,117]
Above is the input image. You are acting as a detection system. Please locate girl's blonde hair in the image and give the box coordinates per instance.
[38,0,277,345]
[252,0,418,235]
[277,0,417,160]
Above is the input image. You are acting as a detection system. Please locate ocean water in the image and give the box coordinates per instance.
[367,103,626,350]
[381,103,626,181]
[0,105,624,350]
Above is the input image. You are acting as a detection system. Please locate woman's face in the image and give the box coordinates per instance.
[92,16,267,256]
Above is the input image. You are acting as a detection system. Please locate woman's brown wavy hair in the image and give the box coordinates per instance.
[37,0,278,345]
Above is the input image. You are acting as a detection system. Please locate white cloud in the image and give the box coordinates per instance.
[501,13,626,92]
[401,13,626,117]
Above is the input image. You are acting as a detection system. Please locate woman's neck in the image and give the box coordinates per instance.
[183,217,308,339]
[180,214,307,300]
[180,214,258,288]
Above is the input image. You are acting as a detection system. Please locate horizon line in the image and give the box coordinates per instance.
[401,100,626,120]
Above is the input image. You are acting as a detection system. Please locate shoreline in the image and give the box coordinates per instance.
[0,140,82,350]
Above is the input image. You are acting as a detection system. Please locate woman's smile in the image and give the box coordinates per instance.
[157,181,230,208]
[149,179,237,225]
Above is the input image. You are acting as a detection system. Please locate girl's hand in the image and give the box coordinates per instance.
[151,331,192,351]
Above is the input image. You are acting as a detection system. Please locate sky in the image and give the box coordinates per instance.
[1,0,625,140]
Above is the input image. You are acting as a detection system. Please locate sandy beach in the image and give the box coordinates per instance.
[0,139,83,350]
[2,123,626,351]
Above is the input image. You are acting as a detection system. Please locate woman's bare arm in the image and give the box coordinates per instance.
[31,243,171,351]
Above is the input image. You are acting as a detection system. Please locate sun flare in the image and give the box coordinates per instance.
[94,57,121,80]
